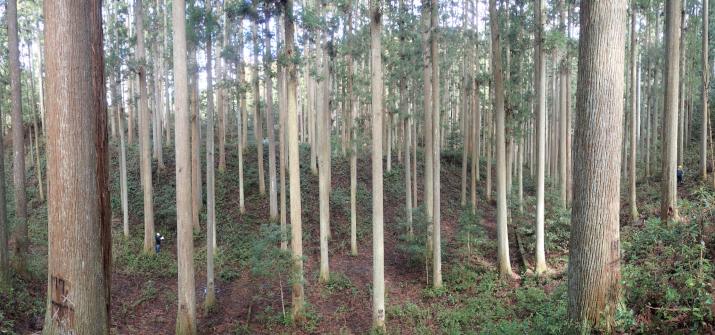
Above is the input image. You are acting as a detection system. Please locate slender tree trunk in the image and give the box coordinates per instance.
[285,2,305,320]
[661,0,681,224]
[129,74,135,146]
[119,80,129,239]
[190,49,201,226]
[318,1,330,282]
[348,6,358,255]
[309,35,317,175]
[701,0,709,181]
[278,16,288,252]
[677,12,686,166]
[218,15,226,173]
[422,2,434,229]
[28,50,44,201]
[42,0,109,331]
[136,0,155,254]
[205,22,217,311]
[8,0,28,277]
[629,5,638,223]
[0,89,8,287]
[559,0,567,209]
[472,6,480,212]
[370,0,386,330]
[490,0,513,278]
[645,16,652,178]
[253,20,265,196]
[237,19,246,214]
[431,0,442,288]
[461,8,469,207]
[266,22,279,223]
[36,23,46,136]
[566,0,625,330]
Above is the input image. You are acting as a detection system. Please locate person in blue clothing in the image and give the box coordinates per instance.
[677,166,683,184]
[155,233,164,253]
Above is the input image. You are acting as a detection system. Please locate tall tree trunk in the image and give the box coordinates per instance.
[661,0,681,224]
[153,45,165,171]
[285,2,305,320]
[0,89,8,288]
[253,20,265,196]
[645,16,652,178]
[191,47,201,226]
[205,22,216,310]
[278,16,288,252]
[431,0,442,288]
[472,4,480,212]
[266,22,279,223]
[629,5,638,223]
[318,1,331,282]
[348,5,358,255]
[677,12,686,166]
[309,34,317,175]
[118,79,129,239]
[218,12,226,173]
[237,19,246,214]
[566,0,625,330]
[28,49,44,201]
[422,2,434,229]
[371,0,386,330]
[8,0,28,277]
[136,0,155,254]
[701,0,709,181]
[490,0,513,278]
[91,0,112,330]
[129,74,135,146]
[36,23,46,136]
[461,3,469,207]
[42,0,109,331]
[559,0,567,209]
[173,0,197,332]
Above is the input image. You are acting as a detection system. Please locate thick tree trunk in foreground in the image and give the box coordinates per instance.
[566,0,625,331]
[371,0,386,330]
[661,0,680,224]
[490,0,513,278]
[173,0,197,332]
[42,0,109,332]
[285,2,305,320]
[8,0,28,278]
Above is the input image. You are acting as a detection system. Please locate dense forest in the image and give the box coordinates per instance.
[0,0,714,333]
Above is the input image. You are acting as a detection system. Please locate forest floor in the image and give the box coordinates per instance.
[2,132,715,334]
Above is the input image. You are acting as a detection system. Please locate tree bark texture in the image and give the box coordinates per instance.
[566,0,625,330]
[42,0,109,331]
[661,0,681,224]
[489,0,513,278]
[370,0,386,330]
